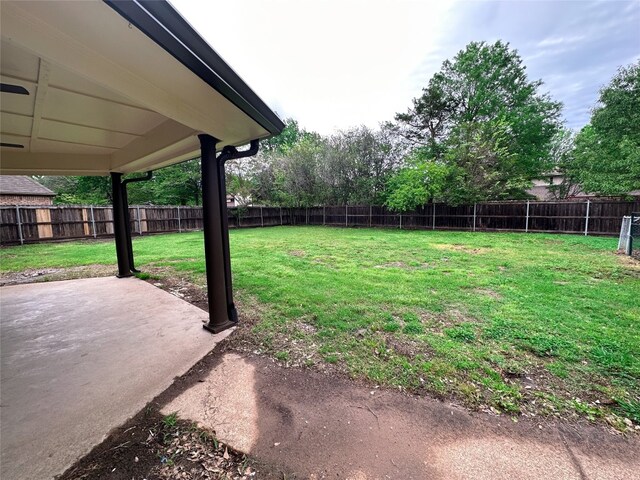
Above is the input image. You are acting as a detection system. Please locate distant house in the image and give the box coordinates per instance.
[527,172,640,200]
[0,176,55,205]
[226,194,252,207]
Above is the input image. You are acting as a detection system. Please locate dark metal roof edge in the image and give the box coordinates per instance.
[103,0,285,137]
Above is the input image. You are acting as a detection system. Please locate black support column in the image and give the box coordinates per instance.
[199,134,237,333]
[110,172,132,277]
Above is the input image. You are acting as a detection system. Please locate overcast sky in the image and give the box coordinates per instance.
[171,0,640,135]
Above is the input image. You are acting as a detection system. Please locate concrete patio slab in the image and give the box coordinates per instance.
[162,352,640,480]
[0,276,231,480]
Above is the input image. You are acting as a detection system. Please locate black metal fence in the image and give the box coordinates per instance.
[1,199,638,245]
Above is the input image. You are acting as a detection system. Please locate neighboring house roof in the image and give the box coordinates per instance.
[0,175,55,196]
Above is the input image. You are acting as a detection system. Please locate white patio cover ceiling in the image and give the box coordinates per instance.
[0,0,283,176]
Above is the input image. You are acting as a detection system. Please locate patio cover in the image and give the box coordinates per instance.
[0,0,285,333]
[0,0,283,175]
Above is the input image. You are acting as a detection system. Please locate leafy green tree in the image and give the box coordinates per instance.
[385,149,448,212]
[39,176,112,204]
[569,62,640,196]
[442,120,529,204]
[126,159,202,205]
[259,118,317,154]
[268,135,326,207]
[320,126,399,205]
[546,128,581,199]
[394,41,562,201]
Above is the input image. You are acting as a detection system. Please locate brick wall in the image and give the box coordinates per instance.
[0,195,54,206]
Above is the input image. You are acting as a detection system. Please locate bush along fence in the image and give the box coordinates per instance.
[1,199,638,245]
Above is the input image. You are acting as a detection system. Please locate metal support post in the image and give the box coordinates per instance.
[200,135,259,334]
[525,200,530,233]
[306,207,309,225]
[177,205,182,232]
[584,200,590,236]
[345,205,348,227]
[432,204,436,230]
[200,134,234,333]
[110,172,132,277]
[90,205,97,238]
[399,213,402,229]
[323,206,326,225]
[473,203,477,232]
[15,205,23,245]
[121,171,152,273]
[260,206,264,227]
[136,206,142,235]
[369,205,372,227]
[626,212,637,256]
[280,207,283,225]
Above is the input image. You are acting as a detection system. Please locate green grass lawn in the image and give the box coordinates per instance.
[2,227,638,428]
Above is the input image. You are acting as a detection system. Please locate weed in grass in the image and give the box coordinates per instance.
[275,351,290,361]
[445,323,476,342]
[546,361,568,379]
[403,323,423,335]
[162,412,178,428]
[615,399,640,424]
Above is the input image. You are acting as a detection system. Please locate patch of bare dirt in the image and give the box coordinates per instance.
[144,267,209,312]
[434,244,492,254]
[374,261,430,270]
[384,334,434,359]
[0,264,115,286]
[226,299,325,371]
[418,308,477,330]
[472,288,503,300]
[288,250,306,257]
[59,401,282,480]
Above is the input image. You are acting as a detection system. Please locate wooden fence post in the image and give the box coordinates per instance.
[15,205,24,245]
[306,207,309,225]
[323,206,326,225]
[279,207,283,225]
[584,200,590,236]
[525,201,530,233]
[345,205,348,227]
[260,206,264,227]
[90,205,97,238]
[399,212,402,229]
[369,205,372,227]
[177,205,182,233]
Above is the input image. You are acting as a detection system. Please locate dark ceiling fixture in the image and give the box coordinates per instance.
[0,83,30,95]
[1,142,25,148]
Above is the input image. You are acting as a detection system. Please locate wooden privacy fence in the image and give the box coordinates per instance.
[1,199,638,245]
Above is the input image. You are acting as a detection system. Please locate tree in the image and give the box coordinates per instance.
[394,41,562,201]
[384,149,448,212]
[259,118,315,154]
[39,176,112,204]
[546,128,582,199]
[320,126,399,205]
[569,62,640,196]
[443,120,532,204]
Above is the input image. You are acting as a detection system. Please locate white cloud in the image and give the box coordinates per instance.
[537,35,585,48]
[171,0,640,135]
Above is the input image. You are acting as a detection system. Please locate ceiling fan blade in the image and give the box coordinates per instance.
[0,83,30,95]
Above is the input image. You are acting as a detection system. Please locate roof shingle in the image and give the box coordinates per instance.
[0,176,55,196]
